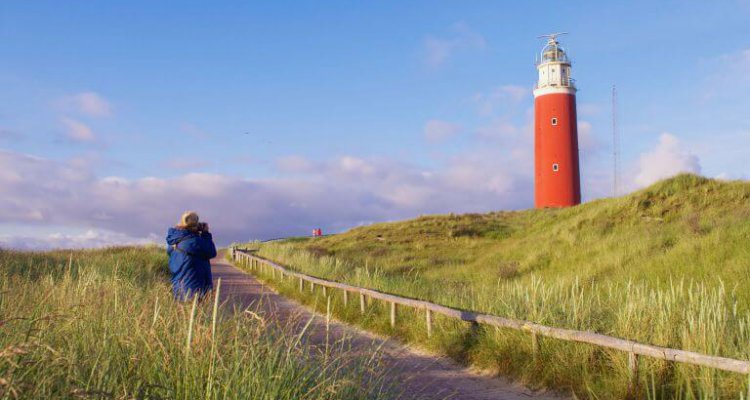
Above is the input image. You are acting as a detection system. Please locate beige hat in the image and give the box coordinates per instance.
[177,211,200,229]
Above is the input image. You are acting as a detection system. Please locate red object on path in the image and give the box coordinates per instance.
[533,34,581,208]
[312,228,323,237]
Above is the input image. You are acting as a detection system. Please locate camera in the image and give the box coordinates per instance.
[197,222,209,232]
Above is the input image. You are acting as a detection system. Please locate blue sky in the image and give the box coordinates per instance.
[1,1,749,248]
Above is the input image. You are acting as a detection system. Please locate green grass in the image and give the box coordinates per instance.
[242,174,750,399]
[0,246,395,399]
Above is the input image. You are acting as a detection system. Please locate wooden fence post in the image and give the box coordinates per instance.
[628,351,639,392]
[298,277,303,292]
[343,290,348,307]
[390,302,396,328]
[310,282,315,293]
[326,296,332,325]
[322,286,327,297]
[359,293,366,314]
[425,309,433,338]
[531,332,539,362]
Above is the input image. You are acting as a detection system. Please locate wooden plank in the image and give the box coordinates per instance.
[343,290,348,306]
[359,293,366,314]
[390,302,396,328]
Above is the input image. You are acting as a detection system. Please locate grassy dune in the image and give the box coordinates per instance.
[247,174,750,399]
[0,247,394,399]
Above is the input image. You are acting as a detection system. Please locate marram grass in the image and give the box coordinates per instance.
[0,247,395,399]
[243,174,750,399]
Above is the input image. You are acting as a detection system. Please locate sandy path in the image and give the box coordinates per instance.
[212,253,565,400]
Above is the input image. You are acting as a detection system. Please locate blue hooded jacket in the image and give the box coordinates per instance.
[166,227,217,300]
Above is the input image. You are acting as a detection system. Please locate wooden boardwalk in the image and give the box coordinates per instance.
[212,253,563,400]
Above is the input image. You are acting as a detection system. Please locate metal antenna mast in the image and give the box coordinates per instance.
[612,85,620,197]
[537,32,568,42]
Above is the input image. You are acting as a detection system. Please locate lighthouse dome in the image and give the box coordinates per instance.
[540,40,569,64]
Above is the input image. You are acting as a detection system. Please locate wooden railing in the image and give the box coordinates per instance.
[230,247,750,395]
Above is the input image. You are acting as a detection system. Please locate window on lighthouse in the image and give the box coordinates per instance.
[552,163,559,172]
[551,117,558,125]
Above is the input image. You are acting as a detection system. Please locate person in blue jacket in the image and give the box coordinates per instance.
[166,211,217,301]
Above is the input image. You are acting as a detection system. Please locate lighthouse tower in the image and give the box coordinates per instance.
[533,33,581,208]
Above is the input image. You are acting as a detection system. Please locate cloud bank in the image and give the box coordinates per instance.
[0,148,532,249]
[0,126,709,250]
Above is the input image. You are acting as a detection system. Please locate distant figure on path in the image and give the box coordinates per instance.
[166,211,217,300]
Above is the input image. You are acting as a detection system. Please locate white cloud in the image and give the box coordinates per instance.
[423,22,486,67]
[471,85,529,116]
[61,118,95,142]
[476,119,519,141]
[60,92,112,117]
[634,133,701,187]
[424,119,462,143]
[338,156,376,176]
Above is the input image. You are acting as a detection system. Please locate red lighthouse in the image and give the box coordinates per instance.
[534,33,581,208]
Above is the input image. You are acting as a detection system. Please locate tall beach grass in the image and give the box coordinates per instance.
[0,247,395,399]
